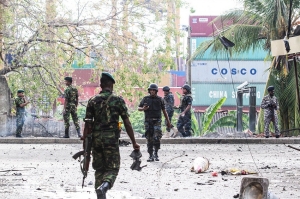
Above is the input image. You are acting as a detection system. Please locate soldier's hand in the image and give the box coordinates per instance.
[167,122,172,129]
[132,143,140,150]
[180,112,185,117]
[143,105,149,111]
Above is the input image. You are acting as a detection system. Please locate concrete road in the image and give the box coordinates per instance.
[0,143,300,199]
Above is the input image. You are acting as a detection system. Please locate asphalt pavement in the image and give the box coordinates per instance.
[1,142,300,199]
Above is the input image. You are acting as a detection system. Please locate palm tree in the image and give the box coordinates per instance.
[192,0,300,135]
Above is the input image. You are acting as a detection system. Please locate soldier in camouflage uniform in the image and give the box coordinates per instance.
[15,89,30,138]
[176,84,193,137]
[62,76,81,138]
[83,72,140,199]
[138,83,171,162]
[261,85,280,138]
[163,86,174,132]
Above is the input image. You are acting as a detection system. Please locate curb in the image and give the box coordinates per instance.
[0,137,300,144]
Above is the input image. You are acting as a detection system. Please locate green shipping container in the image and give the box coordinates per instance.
[192,83,266,106]
[191,37,268,61]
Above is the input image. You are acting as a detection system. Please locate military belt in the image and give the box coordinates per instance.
[145,118,160,121]
[95,122,118,130]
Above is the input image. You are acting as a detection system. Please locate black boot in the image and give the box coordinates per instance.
[147,154,154,162]
[154,151,159,161]
[147,143,154,162]
[96,181,111,199]
[62,127,70,138]
[76,128,82,138]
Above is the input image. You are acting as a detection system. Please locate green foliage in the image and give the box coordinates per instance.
[191,109,199,136]
[190,7,196,14]
[199,97,227,136]
[207,110,249,133]
[129,110,145,134]
[77,106,86,119]
[1,0,185,113]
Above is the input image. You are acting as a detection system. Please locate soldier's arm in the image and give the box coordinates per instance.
[63,89,68,112]
[170,95,175,107]
[81,100,94,140]
[19,100,30,107]
[161,98,171,127]
[275,98,279,110]
[182,97,192,114]
[120,98,140,150]
[138,98,148,111]
[16,98,29,108]
[260,97,268,109]
[76,88,79,107]
[123,118,140,150]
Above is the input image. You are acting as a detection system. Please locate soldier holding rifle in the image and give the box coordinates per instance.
[81,72,140,199]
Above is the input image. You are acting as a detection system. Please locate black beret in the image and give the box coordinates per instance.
[267,86,274,91]
[101,72,115,84]
[64,76,72,82]
[17,89,24,93]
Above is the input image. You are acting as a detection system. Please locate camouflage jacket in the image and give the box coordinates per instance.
[64,85,78,105]
[164,92,174,112]
[84,90,129,131]
[179,94,193,114]
[15,97,25,113]
[261,95,279,115]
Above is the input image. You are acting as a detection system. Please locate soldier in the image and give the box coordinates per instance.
[176,84,193,137]
[15,89,30,138]
[162,86,174,132]
[62,76,81,138]
[138,83,171,162]
[261,85,280,138]
[83,72,140,199]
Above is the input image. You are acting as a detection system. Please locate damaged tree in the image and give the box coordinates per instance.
[0,0,183,134]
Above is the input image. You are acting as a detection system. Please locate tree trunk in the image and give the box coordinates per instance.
[0,76,11,136]
[0,2,12,136]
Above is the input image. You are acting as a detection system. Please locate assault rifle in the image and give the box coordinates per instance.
[72,121,92,188]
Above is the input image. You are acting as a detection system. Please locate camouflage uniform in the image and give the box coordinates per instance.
[139,95,165,155]
[15,97,26,136]
[261,94,280,136]
[63,85,80,130]
[177,94,193,137]
[164,92,174,132]
[84,90,129,189]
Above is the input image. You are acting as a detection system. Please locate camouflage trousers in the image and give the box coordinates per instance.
[177,114,192,137]
[145,119,162,153]
[92,130,120,189]
[165,110,174,132]
[63,104,80,130]
[264,113,280,136]
[15,112,25,136]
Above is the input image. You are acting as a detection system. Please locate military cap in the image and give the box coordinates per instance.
[101,72,115,84]
[267,86,275,91]
[17,89,24,93]
[64,76,72,82]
